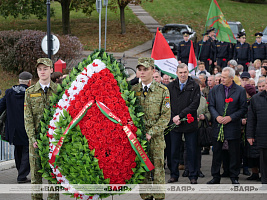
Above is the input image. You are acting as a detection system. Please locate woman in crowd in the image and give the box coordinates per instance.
[215,73,221,85]
[213,65,222,75]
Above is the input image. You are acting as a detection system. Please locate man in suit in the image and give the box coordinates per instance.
[167,63,200,184]
[207,67,247,184]
[0,71,32,183]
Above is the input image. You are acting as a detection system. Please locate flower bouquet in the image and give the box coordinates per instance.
[37,50,153,199]
[217,97,233,142]
[164,113,194,135]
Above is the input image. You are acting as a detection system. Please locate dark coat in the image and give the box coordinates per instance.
[247,90,267,148]
[167,76,200,133]
[208,82,248,140]
[0,84,29,145]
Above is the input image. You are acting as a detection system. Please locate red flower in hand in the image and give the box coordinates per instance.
[225,99,230,103]
[228,98,233,102]
[222,58,226,61]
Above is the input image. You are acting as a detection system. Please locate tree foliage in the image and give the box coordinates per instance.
[0,0,95,35]
[109,0,153,34]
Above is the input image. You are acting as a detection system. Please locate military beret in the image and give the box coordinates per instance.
[19,71,33,80]
[255,32,263,37]
[36,58,53,68]
[137,57,155,69]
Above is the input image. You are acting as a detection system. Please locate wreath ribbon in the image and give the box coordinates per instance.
[96,101,155,171]
[49,100,154,172]
[49,100,95,166]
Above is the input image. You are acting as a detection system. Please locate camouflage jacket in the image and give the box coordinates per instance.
[24,81,57,144]
[131,80,171,140]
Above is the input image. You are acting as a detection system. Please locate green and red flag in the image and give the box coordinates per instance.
[206,0,236,44]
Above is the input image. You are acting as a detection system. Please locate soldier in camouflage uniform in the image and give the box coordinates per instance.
[131,58,171,200]
[24,58,58,200]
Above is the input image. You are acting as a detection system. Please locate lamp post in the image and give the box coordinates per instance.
[103,0,108,51]
[46,0,52,59]
[96,0,102,50]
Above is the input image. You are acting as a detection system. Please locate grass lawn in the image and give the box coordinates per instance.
[142,0,267,44]
[0,1,152,52]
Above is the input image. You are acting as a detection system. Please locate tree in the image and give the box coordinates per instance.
[109,0,153,34]
[0,0,95,35]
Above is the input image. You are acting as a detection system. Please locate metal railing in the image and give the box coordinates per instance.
[0,140,14,162]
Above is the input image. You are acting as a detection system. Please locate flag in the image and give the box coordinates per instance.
[206,0,236,44]
[151,28,178,78]
[188,40,197,75]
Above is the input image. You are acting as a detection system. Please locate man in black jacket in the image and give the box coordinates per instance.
[207,67,247,184]
[0,71,32,183]
[214,41,233,68]
[251,32,267,63]
[167,63,200,184]
[233,32,251,72]
[177,31,194,65]
[247,78,267,184]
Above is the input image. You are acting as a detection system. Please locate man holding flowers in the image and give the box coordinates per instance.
[207,67,247,184]
[166,63,200,184]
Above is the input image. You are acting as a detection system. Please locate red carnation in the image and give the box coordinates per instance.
[225,98,230,103]
[207,102,209,104]
[222,58,226,61]
[228,98,233,102]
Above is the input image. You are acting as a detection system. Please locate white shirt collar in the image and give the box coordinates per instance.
[142,82,152,90]
[39,82,50,91]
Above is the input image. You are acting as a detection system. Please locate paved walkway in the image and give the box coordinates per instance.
[0,152,265,200]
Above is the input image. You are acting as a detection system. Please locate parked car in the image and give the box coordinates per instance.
[152,24,197,54]
[262,26,267,43]
[227,21,245,39]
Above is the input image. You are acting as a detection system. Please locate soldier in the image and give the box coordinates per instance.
[177,31,194,65]
[251,32,267,63]
[195,32,213,72]
[233,32,251,72]
[132,57,171,200]
[214,40,233,69]
[24,58,59,200]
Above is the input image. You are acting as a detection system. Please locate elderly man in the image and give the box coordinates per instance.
[0,72,32,183]
[247,78,267,184]
[162,74,170,85]
[249,69,258,86]
[202,75,215,99]
[167,63,200,184]
[153,70,162,83]
[257,78,266,92]
[229,59,238,69]
[207,67,247,184]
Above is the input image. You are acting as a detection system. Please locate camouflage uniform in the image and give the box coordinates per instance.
[132,58,171,200]
[24,58,58,200]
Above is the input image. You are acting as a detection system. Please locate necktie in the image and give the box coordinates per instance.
[225,87,229,98]
[44,86,48,94]
[143,86,148,97]
[180,83,185,90]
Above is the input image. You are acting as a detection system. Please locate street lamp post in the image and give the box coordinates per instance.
[46,0,52,59]
[104,0,108,51]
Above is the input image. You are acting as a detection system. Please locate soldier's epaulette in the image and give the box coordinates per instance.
[26,85,35,92]
[158,83,168,90]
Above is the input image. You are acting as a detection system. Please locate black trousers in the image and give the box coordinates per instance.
[237,60,249,72]
[260,148,267,184]
[181,57,189,65]
[14,145,30,181]
[211,138,240,180]
[169,131,198,180]
[216,58,228,68]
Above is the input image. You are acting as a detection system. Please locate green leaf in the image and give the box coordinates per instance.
[57,84,63,93]
[137,112,144,117]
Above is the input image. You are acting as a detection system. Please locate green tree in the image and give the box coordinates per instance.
[109,0,153,34]
[0,0,95,35]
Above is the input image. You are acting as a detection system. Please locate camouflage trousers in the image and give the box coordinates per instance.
[140,140,165,200]
[29,144,59,200]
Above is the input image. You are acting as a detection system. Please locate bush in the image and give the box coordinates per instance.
[0,30,83,77]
